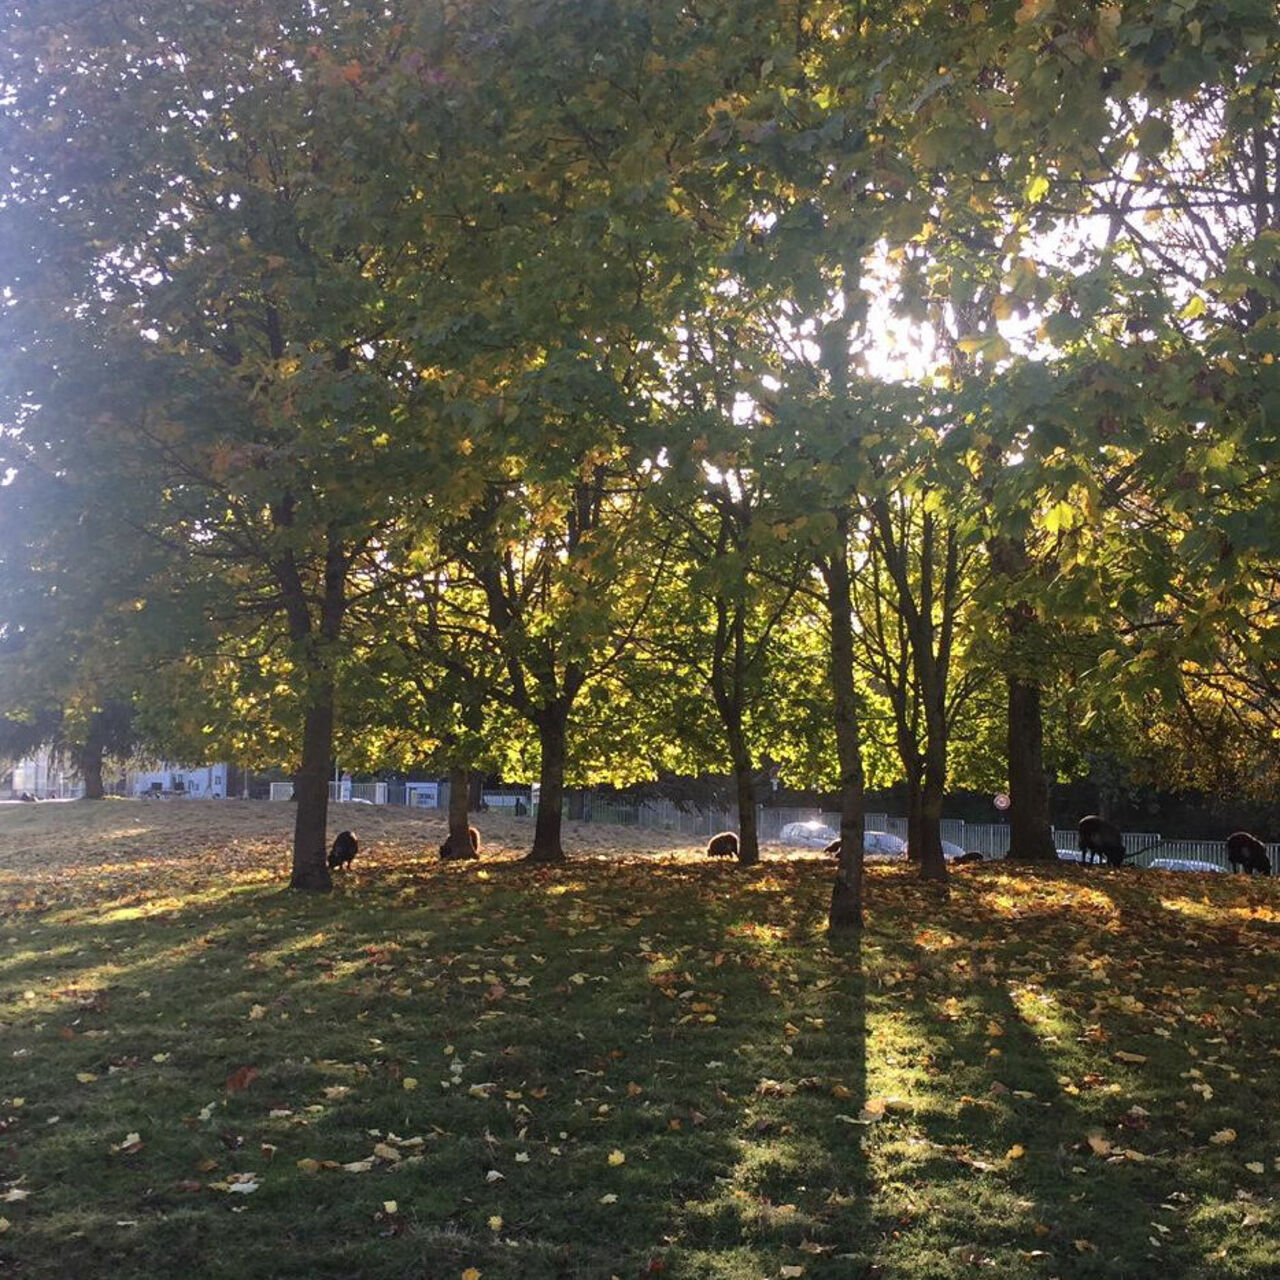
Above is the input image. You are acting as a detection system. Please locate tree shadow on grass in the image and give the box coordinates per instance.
[0,854,872,1280]
[860,862,1280,1278]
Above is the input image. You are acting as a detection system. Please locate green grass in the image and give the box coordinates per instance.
[0,811,1276,1278]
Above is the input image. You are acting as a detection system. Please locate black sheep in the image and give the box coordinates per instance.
[706,831,739,859]
[1077,815,1127,867]
[327,830,358,869]
[439,826,481,860]
[1226,831,1271,876]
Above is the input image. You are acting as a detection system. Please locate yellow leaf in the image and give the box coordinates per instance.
[488,1215,503,1231]
[383,1200,398,1214]
[859,1097,887,1122]
[1086,1133,1112,1156]
[599,1193,618,1204]
[402,1077,418,1091]
[1007,1144,1026,1160]
[1245,1162,1264,1174]
[1113,1051,1147,1065]
[1209,1129,1237,1145]
[461,1269,482,1280]
[76,1073,97,1084]
[248,1005,267,1021]
[607,1150,626,1166]
[296,1159,322,1173]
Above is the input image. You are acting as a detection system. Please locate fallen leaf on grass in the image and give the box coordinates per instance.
[110,1132,143,1154]
[461,1269,482,1280]
[1209,1129,1238,1145]
[225,1066,259,1094]
[1,1190,29,1203]
[607,1149,626,1166]
[75,1072,97,1084]
[1113,1051,1147,1065]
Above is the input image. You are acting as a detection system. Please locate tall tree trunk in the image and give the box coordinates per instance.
[282,527,347,892]
[290,690,334,891]
[528,704,568,862]
[989,536,1057,862]
[77,737,105,800]
[903,757,923,863]
[918,753,948,881]
[728,725,760,865]
[824,515,866,931]
[1006,674,1058,861]
[442,764,477,859]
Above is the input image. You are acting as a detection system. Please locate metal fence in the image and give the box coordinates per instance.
[267,781,389,805]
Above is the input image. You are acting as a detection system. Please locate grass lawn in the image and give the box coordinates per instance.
[0,799,1275,1279]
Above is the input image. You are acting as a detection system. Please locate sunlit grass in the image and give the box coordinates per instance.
[0,802,1274,1278]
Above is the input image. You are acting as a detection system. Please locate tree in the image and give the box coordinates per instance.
[0,1,511,885]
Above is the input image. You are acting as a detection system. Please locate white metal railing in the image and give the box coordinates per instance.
[267,781,388,804]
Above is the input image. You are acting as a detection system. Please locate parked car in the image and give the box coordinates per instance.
[779,820,839,849]
[864,831,908,857]
[1146,858,1225,874]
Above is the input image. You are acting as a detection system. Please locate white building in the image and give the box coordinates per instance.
[128,764,227,797]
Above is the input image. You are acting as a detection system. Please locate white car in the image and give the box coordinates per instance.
[864,831,908,857]
[1147,858,1225,874]
[779,820,839,849]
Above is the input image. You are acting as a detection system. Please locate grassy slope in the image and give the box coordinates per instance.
[0,799,1275,1279]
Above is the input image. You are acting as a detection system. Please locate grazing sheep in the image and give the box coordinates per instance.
[1226,830,1271,876]
[953,851,984,865]
[327,830,358,870]
[706,831,739,859]
[439,825,481,860]
[823,839,841,855]
[1077,815,1128,867]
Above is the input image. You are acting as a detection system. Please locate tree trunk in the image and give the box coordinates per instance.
[727,724,760,865]
[290,691,334,891]
[1006,674,1058,861]
[443,764,477,859]
[824,516,866,931]
[918,758,948,881]
[77,737,105,800]
[528,704,568,862]
[468,770,484,811]
[903,759,923,863]
[989,535,1057,863]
